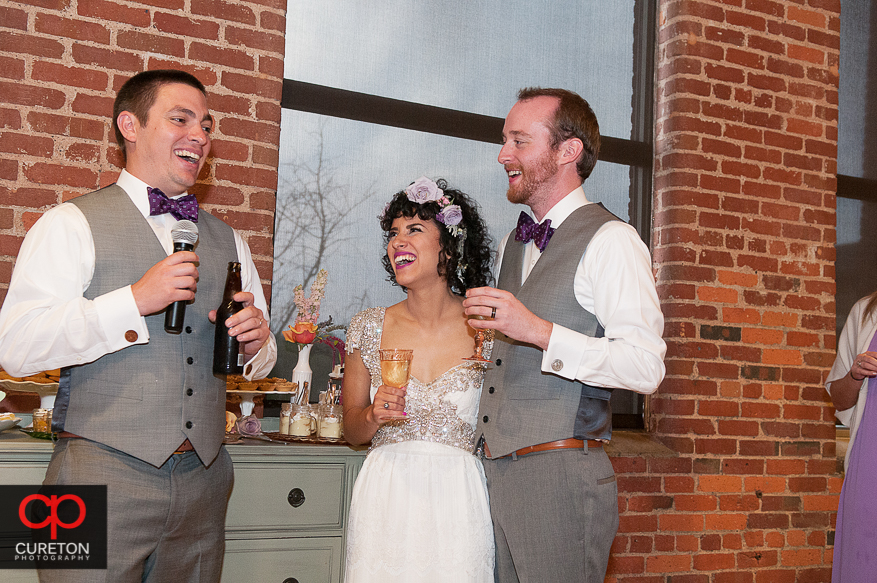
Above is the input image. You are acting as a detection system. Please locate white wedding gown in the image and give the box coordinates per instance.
[344,307,495,583]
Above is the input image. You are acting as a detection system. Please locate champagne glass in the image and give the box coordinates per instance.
[464,316,492,363]
[379,349,413,388]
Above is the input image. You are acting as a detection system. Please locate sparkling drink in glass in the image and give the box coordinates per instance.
[379,349,413,388]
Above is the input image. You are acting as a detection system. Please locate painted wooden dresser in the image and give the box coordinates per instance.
[0,430,366,583]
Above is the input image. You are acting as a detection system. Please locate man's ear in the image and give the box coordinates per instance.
[558,137,584,167]
[117,111,138,144]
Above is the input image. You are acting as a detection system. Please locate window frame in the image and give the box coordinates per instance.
[278,0,658,430]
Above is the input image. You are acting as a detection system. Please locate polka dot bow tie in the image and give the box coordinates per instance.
[147,187,199,223]
[514,211,555,252]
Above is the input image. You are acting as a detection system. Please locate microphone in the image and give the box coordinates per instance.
[164,220,199,334]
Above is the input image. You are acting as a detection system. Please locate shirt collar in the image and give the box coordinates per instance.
[530,186,590,229]
[116,170,151,219]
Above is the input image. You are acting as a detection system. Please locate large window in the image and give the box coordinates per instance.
[273,0,656,427]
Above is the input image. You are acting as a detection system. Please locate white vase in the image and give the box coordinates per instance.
[291,344,313,404]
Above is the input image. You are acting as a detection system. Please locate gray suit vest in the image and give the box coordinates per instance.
[52,184,237,467]
[477,203,619,458]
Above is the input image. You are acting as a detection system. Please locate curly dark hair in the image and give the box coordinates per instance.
[380,178,494,296]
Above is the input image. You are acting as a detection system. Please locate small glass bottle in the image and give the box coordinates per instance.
[33,409,48,433]
[213,262,244,377]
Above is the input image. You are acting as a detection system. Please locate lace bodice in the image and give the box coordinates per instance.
[346,307,493,453]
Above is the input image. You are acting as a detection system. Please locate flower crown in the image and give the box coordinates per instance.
[404,177,465,238]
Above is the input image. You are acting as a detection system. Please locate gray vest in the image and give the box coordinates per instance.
[477,203,619,458]
[52,184,237,467]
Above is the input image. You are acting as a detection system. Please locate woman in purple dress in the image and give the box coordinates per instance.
[826,290,877,582]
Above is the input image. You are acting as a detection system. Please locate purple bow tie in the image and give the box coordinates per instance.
[147,187,199,223]
[515,211,555,252]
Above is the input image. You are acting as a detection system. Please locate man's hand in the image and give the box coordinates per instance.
[131,251,199,316]
[463,286,553,350]
[209,291,269,359]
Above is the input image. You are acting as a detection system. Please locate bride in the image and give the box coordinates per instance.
[342,177,495,582]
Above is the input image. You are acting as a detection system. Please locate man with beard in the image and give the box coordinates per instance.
[463,87,666,582]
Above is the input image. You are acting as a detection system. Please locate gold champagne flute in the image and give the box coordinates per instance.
[379,349,413,416]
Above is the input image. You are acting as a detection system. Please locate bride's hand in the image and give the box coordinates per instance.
[369,384,408,424]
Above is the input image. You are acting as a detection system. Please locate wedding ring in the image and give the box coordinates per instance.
[490,307,497,319]
[383,402,389,409]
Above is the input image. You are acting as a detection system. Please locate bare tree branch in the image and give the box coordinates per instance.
[272,122,376,331]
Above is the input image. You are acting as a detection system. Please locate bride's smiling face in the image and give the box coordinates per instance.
[387,215,444,288]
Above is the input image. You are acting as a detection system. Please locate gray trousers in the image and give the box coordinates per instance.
[39,438,234,583]
[483,445,618,583]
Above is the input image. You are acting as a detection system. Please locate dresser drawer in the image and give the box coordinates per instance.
[0,463,51,485]
[221,536,341,583]
[227,463,346,530]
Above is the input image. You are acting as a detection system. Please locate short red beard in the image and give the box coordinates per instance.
[505,148,560,205]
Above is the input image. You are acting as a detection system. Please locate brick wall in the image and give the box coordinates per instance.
[612,0,840,581]
[0,0,286,305]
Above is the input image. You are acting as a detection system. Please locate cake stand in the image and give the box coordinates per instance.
[0,380,58,409]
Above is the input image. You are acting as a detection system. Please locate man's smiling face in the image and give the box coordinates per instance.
[121,82,212,196]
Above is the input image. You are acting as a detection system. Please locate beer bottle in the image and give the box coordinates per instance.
[213,262,244,376]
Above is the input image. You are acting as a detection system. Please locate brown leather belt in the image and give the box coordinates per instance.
[57,432,194,454]
[494,438,602,459]
[173,439,194,454]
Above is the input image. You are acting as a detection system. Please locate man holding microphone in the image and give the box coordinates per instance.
[0,69,276,582]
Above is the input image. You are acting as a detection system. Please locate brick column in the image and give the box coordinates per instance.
[607,1,840,581]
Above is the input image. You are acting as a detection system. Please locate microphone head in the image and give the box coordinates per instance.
[170,220,199,246]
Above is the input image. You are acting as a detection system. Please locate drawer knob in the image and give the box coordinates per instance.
[287,488,306,507]
[282,579,300,583]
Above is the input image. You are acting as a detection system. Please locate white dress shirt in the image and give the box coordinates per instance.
[496,186,666,394]
[0,170,276,378]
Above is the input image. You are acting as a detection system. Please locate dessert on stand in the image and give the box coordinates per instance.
[0,368,59,409]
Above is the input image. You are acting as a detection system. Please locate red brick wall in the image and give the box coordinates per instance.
[0,0,285,304]
[612,0,840,580]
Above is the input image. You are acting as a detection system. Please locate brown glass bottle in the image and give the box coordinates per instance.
[213,261,244,377]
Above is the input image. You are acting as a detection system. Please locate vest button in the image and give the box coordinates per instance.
[187,357,194,364]
[488,387,495,394]
[496,359,502,366]
[186,388,193,396]
[185,326,192,334]
[185,421,193,429]
[483,415,489,423]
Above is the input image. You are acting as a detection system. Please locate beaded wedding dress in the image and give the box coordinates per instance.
[344,307,495,583]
